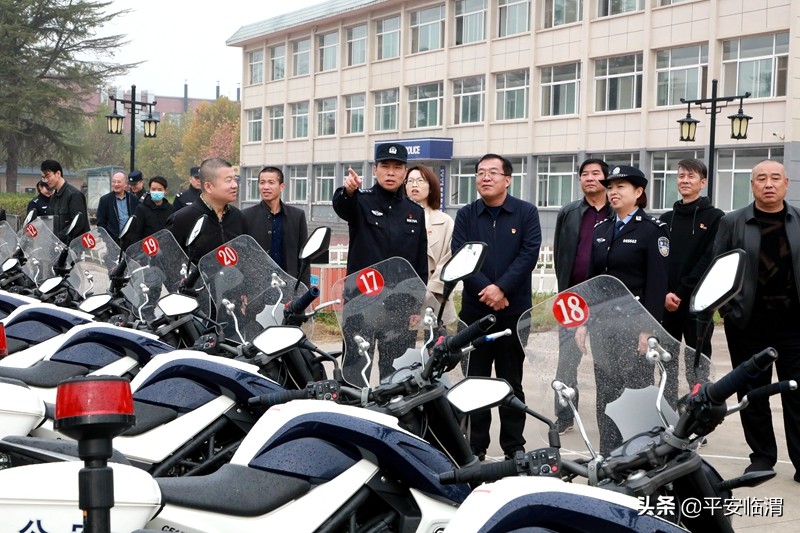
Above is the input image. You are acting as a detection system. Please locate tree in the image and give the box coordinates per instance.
[174,97,240,186]
[77,102,128,169]
[135,113,186,188]
[0,0,135,192]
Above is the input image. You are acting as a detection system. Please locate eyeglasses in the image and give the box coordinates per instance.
[406,177,427,185]
[476,170,506,179]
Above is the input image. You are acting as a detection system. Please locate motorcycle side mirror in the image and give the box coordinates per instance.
[437,241,488,323]
[251,325,306,357]
[2,258,18,273]
[22,210,35,227]
[187,215,207,247]
[157,293,199,318]
[447,377,513,414]
[295,226,331,291]
[690,249,746,315]
[119,215,135,239]
[39,276,64,295]
[65,213,82,236]
[79,294,113,313]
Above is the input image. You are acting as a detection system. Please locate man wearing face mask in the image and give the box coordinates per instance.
[129,176,173,244]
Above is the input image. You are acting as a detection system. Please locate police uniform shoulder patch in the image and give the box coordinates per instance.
[648,216,667,227]
[658,236,670,257]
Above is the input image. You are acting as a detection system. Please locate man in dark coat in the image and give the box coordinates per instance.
[40,159,90,243]
[172,166,202,212]
[243,166,309,286]
[96,171,139,245]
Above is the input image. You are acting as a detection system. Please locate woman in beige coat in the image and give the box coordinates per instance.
[405,164,457,323]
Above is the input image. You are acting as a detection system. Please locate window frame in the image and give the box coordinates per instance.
[318,31,339,72]
[410,5,445,53]
[269,44,286,81]
[722,33,789,99]
[346,25,367,66]
[655,44,709,107]
[499,0,530,37]
[543,0,581,29]
[292,38,311,77]
[594,53,643,112]
[541,63,581,117]
[291,101,309,139]
[289,166,308,203]
[496,70,529,121]
[453,76,485,125]
[246,108,263,143]
[314,164,337,204]
[248,49,264,85]
[374,88,399,131]
[316,97,337,137]
[345,94,366,134]
[268,105,284,141]
[376,16,401,60]
[409,82,444,129]
[536,155,575,208]
[598,0,643,17]
[455,0,487,46]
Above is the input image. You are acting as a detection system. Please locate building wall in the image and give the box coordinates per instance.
[229,0,798,247]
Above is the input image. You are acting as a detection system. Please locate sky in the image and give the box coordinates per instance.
[100,0,327,100]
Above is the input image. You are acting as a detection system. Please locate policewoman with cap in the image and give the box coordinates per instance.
[127,169,146,201]
[583,164,670,455]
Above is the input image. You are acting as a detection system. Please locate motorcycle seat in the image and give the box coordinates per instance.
[0,435,132,465]
[5,337,30,353]
[121,400,179,436]
[157,463,310,517]
[0,360,88,388]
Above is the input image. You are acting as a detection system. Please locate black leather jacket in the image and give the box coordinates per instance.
[712,201,800,329]
[554,197,611,292]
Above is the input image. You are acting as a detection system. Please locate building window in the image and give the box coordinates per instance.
[291,102,309,138]
[268,105,284,141]
[656,45,708,107]
[542,63,580,116]
[317,32,338,72]
[496,70,529,120]
[544,0,581,28]
[374,89,399,131]
[598,0,643,17]
[343,162,367,186]
[450,158,480,205]
[376,16,400,60]
[650,150,703,210]
[507,157,525,198]
[248,50,263,85]
[243,167,260,202]
[314,164,336,203]
[409,82,443,129]
[455,0,486,45]
[657,0,687,4]
[292,39,310,76]
[316,98,337,137]
[270,44,286,81]
[717,147,783,211]
[454,77,485,125]
[411,5,445,53]
[723,33,788,98]
[537,156,575,207]
[246,108,262,143]
[345,94,365,134]
[595,53,642,112]
[499,0,530,36]
[289,166,308,202]
[347,25,367,66]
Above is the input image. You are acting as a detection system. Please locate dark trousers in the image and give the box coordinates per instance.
[724,319,800,471]
[462,312,526,456]
[662,301,714,406]
[554,325,582,422]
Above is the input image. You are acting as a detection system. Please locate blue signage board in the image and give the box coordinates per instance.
[310,274,320,286]
[375,138,453,161]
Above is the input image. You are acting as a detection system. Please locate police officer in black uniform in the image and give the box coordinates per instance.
[173,166,202,212]
[584,164,670,455]
[332,142,428,383]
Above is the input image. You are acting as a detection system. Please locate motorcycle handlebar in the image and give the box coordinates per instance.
[182,266,201,291]
[446,315,496,353]
[248,388,310,408]
[706,347,778,404]
[439,458,518,485]
[745,379,797,404]
[286,286,320,315]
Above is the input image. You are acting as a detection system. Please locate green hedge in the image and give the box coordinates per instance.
[0,193,36,218]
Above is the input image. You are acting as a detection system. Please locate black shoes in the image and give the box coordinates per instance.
[744,461,775,475]
[555,417,574,435]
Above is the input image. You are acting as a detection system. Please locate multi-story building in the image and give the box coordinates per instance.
[227,0,798,246]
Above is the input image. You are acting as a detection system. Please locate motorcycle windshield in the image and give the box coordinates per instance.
[66,227,121,297]
[124,230,195,320]
[517,275,713,459]
[331,257,454,388]
[197,234,308,344]
[0,221,17,264]
[17,218,66,286]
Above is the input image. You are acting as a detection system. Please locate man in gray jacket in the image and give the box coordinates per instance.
[713,159,800,482]
[552,158,611,433]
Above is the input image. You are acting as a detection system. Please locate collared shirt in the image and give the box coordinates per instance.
[269,208,284,269]
[570,203,610,286]
[115,195,130,233]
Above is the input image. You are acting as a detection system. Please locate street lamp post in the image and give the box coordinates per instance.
[105,84,160,172]
[677,79,751,202]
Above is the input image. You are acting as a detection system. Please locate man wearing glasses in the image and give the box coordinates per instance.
[39,159,90,243]
[452,153,541,461]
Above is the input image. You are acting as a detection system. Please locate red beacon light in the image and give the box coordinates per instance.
[0,323,7,358]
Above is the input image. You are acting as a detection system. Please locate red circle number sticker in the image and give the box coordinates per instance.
[216,245,239,267]
[356,268,384,296]
[141,236,160,257]
[25,224,38,238]
[552,292,589,328]
[81,232,96,249]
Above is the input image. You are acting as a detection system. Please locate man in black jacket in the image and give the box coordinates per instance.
[552,158,611,433]
[40,159,90,243]
[172,166,202,212]
[97,171,139,245]
[166,158,245,264]
[713,160,800,480]
[243,167,309,286]
[658,159,724,405]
